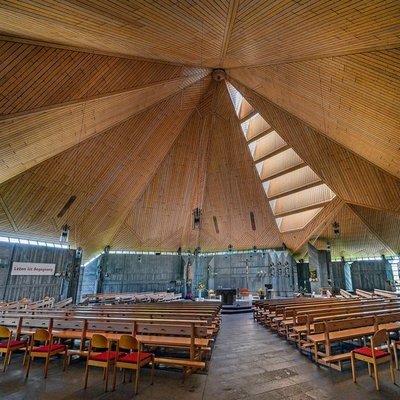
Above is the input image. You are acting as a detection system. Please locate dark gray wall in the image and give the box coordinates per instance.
[350,260,393,291]
[308,243,331,293]
[80,253,183,300]
[331,261,346,292]
[78,251,297,299]
[0,243,78,302]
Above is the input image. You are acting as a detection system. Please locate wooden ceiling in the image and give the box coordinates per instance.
[0,1,399,261]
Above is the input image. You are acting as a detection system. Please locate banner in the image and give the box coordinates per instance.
[11,262,56,276]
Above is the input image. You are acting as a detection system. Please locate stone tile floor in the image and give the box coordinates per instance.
[1,313,400,399]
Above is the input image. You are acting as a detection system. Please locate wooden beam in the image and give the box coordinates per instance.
[261,162,306,181]
[239,110,257,125]
[268,180,323,200]
[247,127,275,145]
[254,144,290,163]
[0,195,18,232]
[219,0,240,66]
[274,200,332,218]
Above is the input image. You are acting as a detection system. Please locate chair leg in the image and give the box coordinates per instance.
[350,353,356,383]
[6,351,13,371]
[63,349,67,371]
[44,356,50,378]
[112,365,117,391]
[394,345,399,370]
[25,356,31,378]
[151,360,155,385]
[367,362,372,377]
[390,358,396,384]
[22,347,28,366]
[373,363,380,391]
[3,351,8,372]
[104,365,109,392]
[84,363,89,389]
[135,367,142,395]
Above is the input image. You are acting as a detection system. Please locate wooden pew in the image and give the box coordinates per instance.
[355,289,375,298]
[134,322,209,380]
[340,289,357,298]
[374,288,399,299]
[307,314,400,370]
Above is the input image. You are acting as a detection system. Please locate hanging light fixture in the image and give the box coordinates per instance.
[192,207,202,229]
[60,224,70,243]
[332,221,340,238]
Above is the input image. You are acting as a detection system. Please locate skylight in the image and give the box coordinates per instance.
[227,82,336,233]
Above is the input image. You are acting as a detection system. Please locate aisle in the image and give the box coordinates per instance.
[202,313,400,400]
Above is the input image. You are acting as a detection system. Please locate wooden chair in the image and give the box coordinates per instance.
[84,334,121,392]
[25,328,67,378]
[392,339,400,370]
[112,335,154,394]
[0,326,27,371]
[350,329,396,390]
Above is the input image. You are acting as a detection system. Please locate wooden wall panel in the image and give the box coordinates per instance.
[228,49,400,177]
[226,0,400,67]
[0,1,229,66]
[198,82,282,251]
[311,204,393,259]
[231,79,400,213]
[0,72,207,184]
[0,78,211,260]
[350,205,400,254]
[112,80,282,252]
[0,40,207,115]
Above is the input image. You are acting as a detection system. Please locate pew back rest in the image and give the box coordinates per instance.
[135,323,207,338]
[375,312,400,324]
[325,316,375,333]
[21,317,52,330]
[53,319,86,331]
[87,321,133,334]
[0,316,21,331]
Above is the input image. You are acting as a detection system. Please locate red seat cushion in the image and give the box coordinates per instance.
[34,344,66,353]
[353,347,389,358]
[118,352,153,363]
[0,340,26,348]
[90,351,123,362]
[395,340,400,345]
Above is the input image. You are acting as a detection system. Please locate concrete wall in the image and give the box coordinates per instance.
[350,260,393,291]
[0,243,78,302]
[80,253,183,300]
[78,250,298,299]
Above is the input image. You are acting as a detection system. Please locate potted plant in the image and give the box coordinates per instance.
[256,288,265,299]
[197,281,206,299]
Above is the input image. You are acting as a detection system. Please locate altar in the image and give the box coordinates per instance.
[216,288,236,305]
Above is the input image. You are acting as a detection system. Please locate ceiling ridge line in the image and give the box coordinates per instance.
[0,73,209,121]
[219,0,240,66]
[224,43,400,70]
[0,34,215,69]
[108,79,214,249]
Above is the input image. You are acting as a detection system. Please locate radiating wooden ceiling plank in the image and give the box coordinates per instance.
[0,73,207,184]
